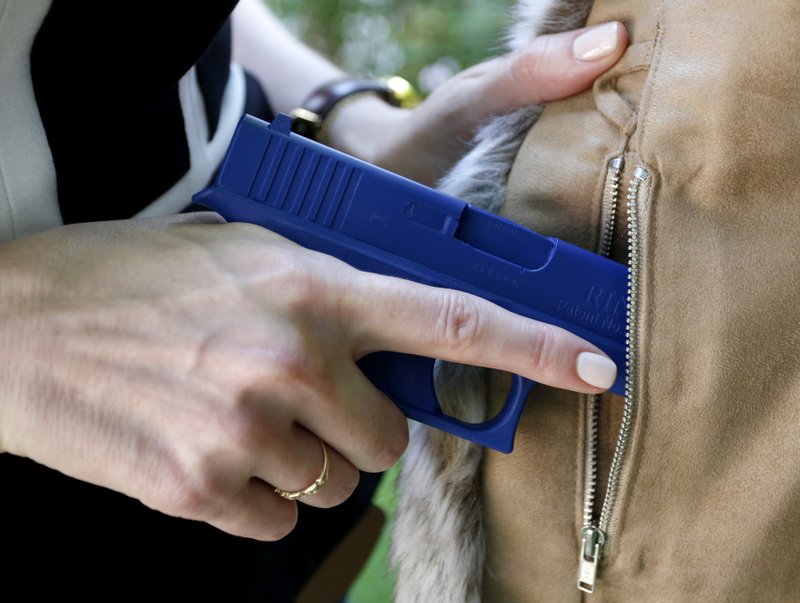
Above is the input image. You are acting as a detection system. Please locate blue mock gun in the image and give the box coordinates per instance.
[193,113,627,453]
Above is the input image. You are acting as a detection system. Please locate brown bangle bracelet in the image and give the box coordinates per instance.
[289,76,420,142]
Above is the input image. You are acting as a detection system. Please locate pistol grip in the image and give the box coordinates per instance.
[357,352,536,453]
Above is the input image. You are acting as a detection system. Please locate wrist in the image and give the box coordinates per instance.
[325,95,409,163]
[328,97,444,186]
[289,75,420,155]
[290,78,394,142]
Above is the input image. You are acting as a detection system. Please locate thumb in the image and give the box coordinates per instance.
[494,21,628,111]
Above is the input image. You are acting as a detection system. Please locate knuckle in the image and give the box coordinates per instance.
[529,323,560,380]
[236,332,340,421]
[208,499,297,542]
[366,416,409,472]
[434,293,483,356]
[284,270,327,313]
[261,510,298,541]
[160,463,226,519]
[369,445,403,473]
[265,339,337,406]
[275,255,341,318]
[337,469,361,501]
[315,467,360,509]
[509,47,543,88]
[217,402,271,454]
[269,340,313,383]
[258,333,315,386]
[510,36,558,86]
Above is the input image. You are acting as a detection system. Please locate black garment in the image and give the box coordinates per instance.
[31,1,241,223]
[6,3,380,600]
[2,454,381,601]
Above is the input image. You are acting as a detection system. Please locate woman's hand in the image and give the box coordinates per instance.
[329,22,628,185]
[231,0,626,185]
[0,213,615,540]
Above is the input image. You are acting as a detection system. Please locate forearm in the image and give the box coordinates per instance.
[231,0,344,114]
[230,4,628,191]
[230,0,406,169]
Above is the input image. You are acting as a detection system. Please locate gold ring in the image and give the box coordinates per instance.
[274,439,330,501]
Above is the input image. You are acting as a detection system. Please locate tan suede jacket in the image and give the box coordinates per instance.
[392,1,800,601]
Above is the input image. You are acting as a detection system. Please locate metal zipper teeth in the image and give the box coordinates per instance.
[578,162,649,595]
[597,157,623,258]
[581,394,600,528]
[581,157,623,529]
[597,165,649,533]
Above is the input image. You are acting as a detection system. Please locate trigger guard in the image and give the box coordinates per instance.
[358,351,537,452]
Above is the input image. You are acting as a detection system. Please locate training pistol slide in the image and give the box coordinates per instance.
[193,113,627,453]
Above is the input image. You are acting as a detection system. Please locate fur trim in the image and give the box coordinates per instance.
[391,1,593,601]
[507,0,594,47]
[391,364,488,603]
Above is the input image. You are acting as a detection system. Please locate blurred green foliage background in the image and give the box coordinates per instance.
[265,1,514,600]
[269,0,515,96]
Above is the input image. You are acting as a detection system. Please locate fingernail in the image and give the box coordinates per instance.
[572,22,620,61]
[576,352,617,390]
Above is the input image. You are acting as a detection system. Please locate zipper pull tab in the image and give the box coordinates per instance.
[577,526,606,594]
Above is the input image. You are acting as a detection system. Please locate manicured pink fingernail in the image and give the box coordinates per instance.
[572,22,621,61]
[576,352,617,389]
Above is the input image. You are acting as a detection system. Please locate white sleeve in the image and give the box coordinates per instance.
[0,0,62,243]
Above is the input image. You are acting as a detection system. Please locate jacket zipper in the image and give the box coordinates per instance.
[578,160,650,594]
[597,157,623,257]
[578,156,623,590]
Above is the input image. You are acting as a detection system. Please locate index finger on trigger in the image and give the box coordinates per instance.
[345,273,617,394]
